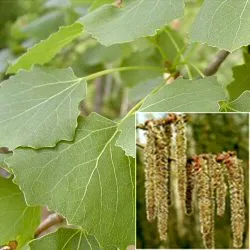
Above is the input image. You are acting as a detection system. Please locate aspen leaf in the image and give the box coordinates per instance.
[7,113,135,250]
[81,0,185,46]
[191,0,250,52]
[0,67,86,150]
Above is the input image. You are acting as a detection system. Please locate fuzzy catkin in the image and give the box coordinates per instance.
[226,156,245,248]
[165,123,175,207]
[175,115,187,206]
[153,124,170,241]
[144,122,157,222]
[185,159,195,215]
[213,160,227,217]
[196,157,215,249]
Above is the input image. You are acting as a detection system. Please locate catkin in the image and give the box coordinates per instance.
[175,115,187,206]
[153,123,171,241]
[144,121,157,222]
[196,157,215,249]
[185,159,195,215]
[165,123,175,207]
[225,156,245,248]
[213,160,227,217]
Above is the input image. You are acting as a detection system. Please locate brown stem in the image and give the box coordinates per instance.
[136,142,145,149]
[34,213,65,238]
[203,50,230,76]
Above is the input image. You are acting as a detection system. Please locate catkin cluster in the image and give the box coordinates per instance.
[190,152,245,249]
[140,115,245,249]
[143,114,187,241]
[217,152,245,248]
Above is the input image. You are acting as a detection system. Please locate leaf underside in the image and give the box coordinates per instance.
[227,91,250,111]
[140,76,226,112]
[29,228,102,250]
[116,115,136,158]
[0,67,86,150]
[82,0,185,46]
[191,0,250,52]
[7,113,135,250]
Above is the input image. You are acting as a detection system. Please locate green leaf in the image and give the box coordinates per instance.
[7,22,84,74]
[0,67,86,150]
[227,63,250,100]
[128,77,163,103]
[7,113,135,250]
[227,91,250,111]
[29,228,102,250]
[120,49,162,87]
[140,77,226,112]
[0,177,40,248]
[116,115,135,158]
[191,0,250,52]
[81,0,185,46]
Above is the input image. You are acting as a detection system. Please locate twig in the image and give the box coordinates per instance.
[136,142,145,149]
[34,213,65,238]
[203,50,230,76]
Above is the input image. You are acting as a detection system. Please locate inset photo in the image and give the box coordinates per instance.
[136,113,249,249]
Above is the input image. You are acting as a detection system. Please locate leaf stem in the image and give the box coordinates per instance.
[165,29,192,79]
[83,66,164,82]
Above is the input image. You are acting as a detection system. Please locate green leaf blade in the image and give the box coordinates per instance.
[29,228,102,250]
[7,22,84,74]
[116,115,136,158]
[140,77,226,112]
[227,63,250,100]
[191,0,250,52]
[0,177,40,248]
[227,91,250,111]
[7,113,135,249]
[0,67,86,150]
[81,0,185,46]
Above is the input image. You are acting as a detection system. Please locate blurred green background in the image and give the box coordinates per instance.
[136,113,249,249]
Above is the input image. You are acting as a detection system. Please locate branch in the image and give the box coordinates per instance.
[34,213,65,238]
[136,142,145,149]
[203,50,230,76]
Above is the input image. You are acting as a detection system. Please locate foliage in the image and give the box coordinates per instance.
[0,0,250,249]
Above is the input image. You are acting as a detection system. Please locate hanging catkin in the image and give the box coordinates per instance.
[152,123,171,241]
[175,115,187,206]
[185,159,195,215]
[144,121,157,222]
[225,154,245,248]
[196,156,215,249]
[165,123,175,207]
[212,159,227,217]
